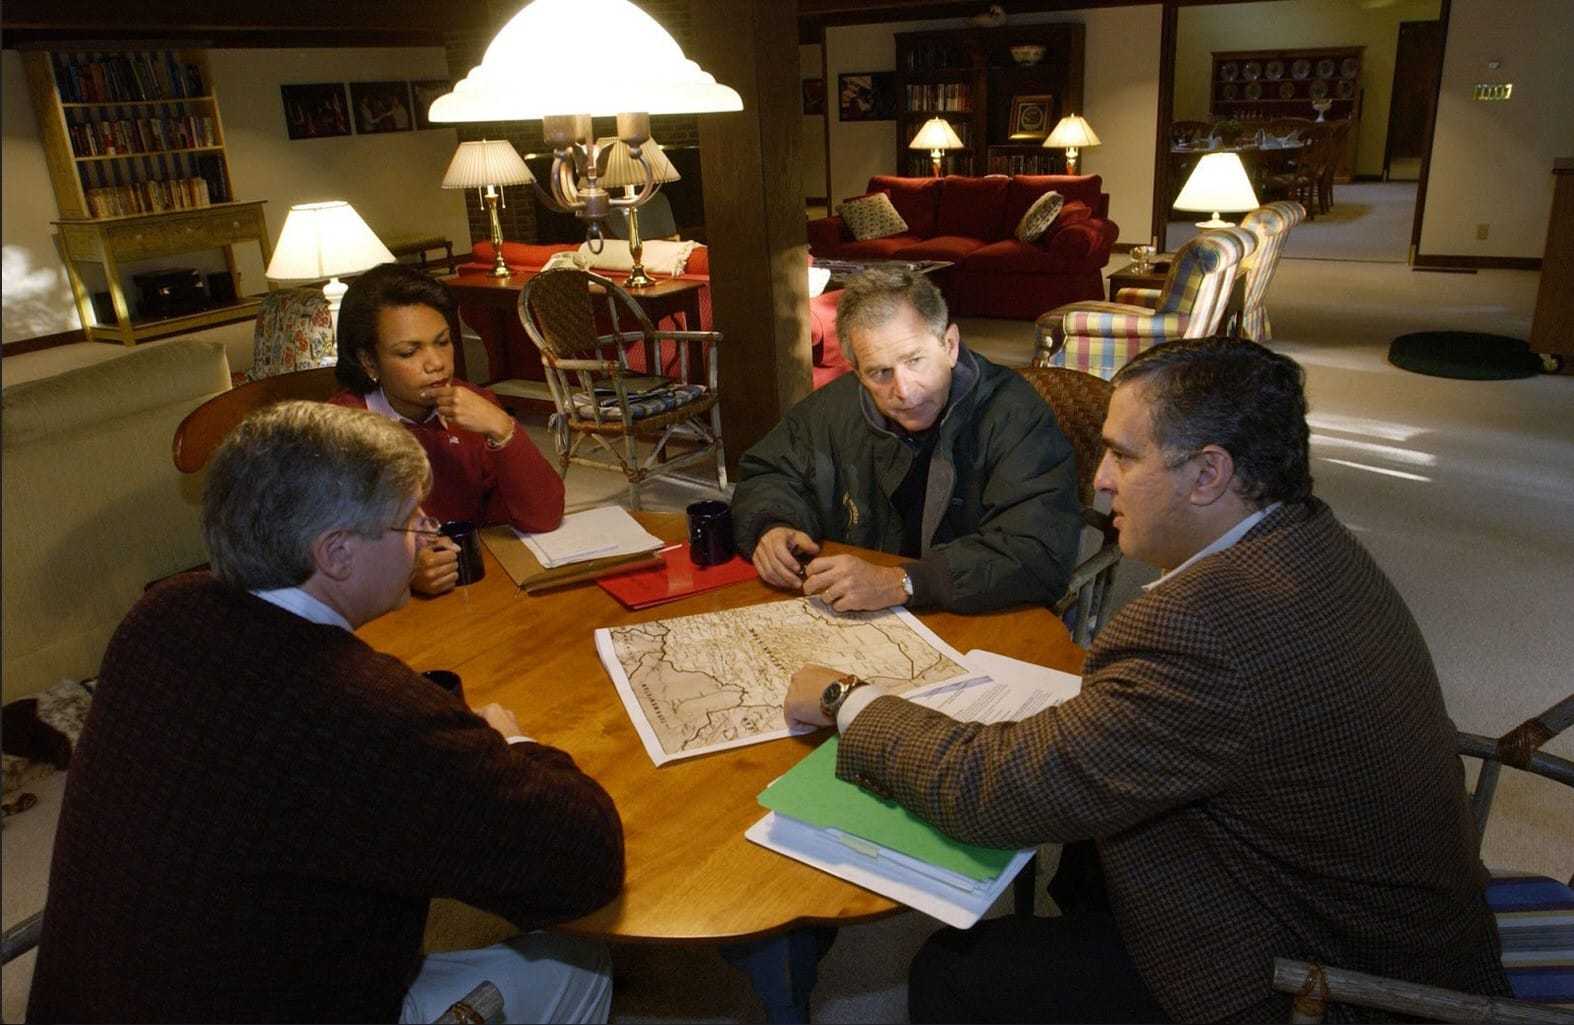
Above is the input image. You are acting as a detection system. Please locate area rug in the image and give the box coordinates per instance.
[1388,331,1542,380]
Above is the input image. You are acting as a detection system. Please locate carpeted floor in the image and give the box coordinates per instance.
[1166,180,1417,263]
[3,254,1568,1025]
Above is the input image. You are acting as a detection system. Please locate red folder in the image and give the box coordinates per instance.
[598,542,758,609]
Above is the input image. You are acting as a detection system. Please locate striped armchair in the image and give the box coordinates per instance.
[1033,227,1256,379]
[1239,201,1306,343]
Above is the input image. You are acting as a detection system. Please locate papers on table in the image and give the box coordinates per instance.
[516,505,664,569]
[747,648,1083,929]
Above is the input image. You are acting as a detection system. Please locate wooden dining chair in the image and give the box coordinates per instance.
[517,268,725,508]
[170,365,340,473]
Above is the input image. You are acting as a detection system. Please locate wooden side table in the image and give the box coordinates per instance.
[1106,258,1171,301]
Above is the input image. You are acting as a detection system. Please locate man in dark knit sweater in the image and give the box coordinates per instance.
[27,402,624,1024]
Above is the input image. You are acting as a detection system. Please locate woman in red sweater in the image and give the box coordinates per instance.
[332,263,564,594]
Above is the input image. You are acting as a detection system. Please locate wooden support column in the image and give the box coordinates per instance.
[689,0,813,472]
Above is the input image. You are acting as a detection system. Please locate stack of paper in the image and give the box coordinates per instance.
[517,506,664,569]
[747,650,1082,929]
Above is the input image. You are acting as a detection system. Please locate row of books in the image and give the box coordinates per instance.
[83,177,213,218]
[904,154,977,177]
[51,51,205,104]
[68,115,217,158]
[906,83,972,113]
[987,152,1062,175]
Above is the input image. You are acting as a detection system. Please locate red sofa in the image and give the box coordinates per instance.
[456,241,853,391]
[807,174,1119,321]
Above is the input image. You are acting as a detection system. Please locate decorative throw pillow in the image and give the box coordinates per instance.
[838,192,909,241]
[1015,190,1064,243]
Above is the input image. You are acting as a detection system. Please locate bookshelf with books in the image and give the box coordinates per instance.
[21,47,271,345]
[894,23,1084,180]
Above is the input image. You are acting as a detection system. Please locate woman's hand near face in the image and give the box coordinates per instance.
[425,384,517,445]
[412,540,460,595]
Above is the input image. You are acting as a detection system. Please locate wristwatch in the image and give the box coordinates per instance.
[819,673,871,722]
[900,569,915,601]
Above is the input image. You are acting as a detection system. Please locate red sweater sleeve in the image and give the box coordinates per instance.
[482,419,566,533]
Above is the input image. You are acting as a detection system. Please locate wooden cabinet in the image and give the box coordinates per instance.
[21,47,270,345]
[1210,46,1362,180]
[894,24,1084,179]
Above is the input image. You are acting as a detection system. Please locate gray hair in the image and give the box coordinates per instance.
[835,268,950,369]
[202,401,431,590]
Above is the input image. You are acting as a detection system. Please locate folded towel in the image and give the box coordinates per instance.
[576,238,700,277]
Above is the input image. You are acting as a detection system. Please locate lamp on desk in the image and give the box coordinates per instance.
[1173,151,1259,228]
[442,139,534,278]
[598,137,680,288]
[908,117,965,178]
[427,0,740,252]
[1043,114,1100,175]
[265,200,395,335]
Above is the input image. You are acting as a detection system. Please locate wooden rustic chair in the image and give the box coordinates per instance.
[1239,201,1307,343]
[1014,367,1120,648]
[1034,227,1256,379]
[1273,694,1574,1022]
[170,365,340,473]
[518,268,725,507]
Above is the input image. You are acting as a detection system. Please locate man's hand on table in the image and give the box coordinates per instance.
[754,526,819,589]
[784,664,845,729]
[478,703,523,739]
[803,555,908,612]
[411,541,460,595]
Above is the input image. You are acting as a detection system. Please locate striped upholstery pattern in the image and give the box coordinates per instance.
[1239,201,1306,343]
[1033,227,1256,379]
[1489,871,1574,1007]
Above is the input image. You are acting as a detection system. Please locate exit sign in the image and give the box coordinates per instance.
[1472,83,1513,101]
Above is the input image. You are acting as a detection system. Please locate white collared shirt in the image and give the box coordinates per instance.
[250,585,352,631]
[1142,502,1281,593]
[365,386,436,426]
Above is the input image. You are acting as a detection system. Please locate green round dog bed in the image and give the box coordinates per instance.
[1388,331,1542,380]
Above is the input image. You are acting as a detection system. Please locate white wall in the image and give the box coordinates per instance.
[1418,0,1574,258]
[823,6,1160,245]
[800,43,828,201]
[1175,0,1441,179]
[1,46,470,346]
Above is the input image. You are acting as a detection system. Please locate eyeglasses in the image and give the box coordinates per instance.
[387,514,444,546]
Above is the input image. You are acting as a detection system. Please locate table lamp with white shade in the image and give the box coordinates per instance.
[442,140,534,278]
[1043,114,1100,175]
[1173,152,1259,228]
[428,0,740,251]
[908,117,965,178]
[599,137,680,288]
[265,200,395,333]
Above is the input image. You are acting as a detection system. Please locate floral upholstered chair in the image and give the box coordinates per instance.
[1033,226,1256,379]
[247,288,335,381]
[1238,201,1306,344]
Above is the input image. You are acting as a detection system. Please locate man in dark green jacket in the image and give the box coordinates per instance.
[731,268,1080,614]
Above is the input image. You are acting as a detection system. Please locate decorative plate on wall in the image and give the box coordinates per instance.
[1279,81,1296,100]
[1264,60,1284,81]
[1291,59,1312,80]
[1222,82,1238,100]
[1309,79,1330,100]
[1316,58,1336,79]
[1340,56,1359,79]
[1220,62,1238,82]
[1242,61,1262,81]
[1337,79,1356,99]
[1244,81,1263,100]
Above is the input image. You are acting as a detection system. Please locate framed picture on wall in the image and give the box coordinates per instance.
[838,71,897,122]
[802,78,826,116]
[410,79,450,130]
[349,81,414,134]
[1008,94,1054,140]
[280,83,351,140]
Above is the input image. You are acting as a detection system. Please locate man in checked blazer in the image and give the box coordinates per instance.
[786,337,1509,1023]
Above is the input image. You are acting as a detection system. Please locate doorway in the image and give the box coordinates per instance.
[1384,20,1444,181]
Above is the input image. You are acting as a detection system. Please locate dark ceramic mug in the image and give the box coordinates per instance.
[687,500,735,567]
[439,520,486,586]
